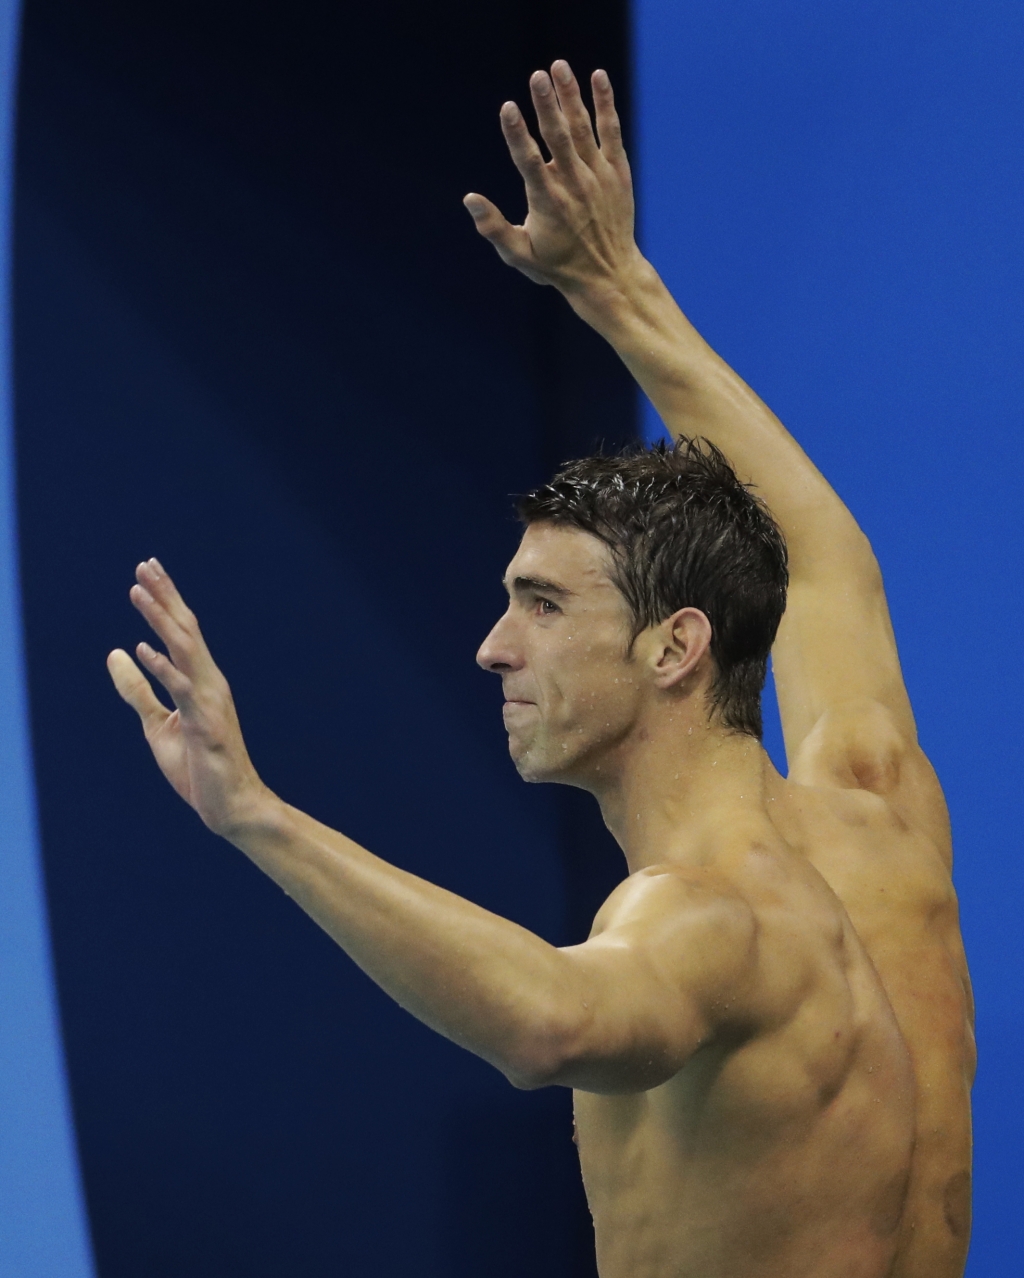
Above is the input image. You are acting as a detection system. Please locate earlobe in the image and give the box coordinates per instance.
[652,608,713,690]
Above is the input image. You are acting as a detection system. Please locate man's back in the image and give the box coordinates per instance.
[575,823,915,1278]
[774,706,975,1278]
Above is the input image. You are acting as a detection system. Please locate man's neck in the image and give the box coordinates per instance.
[590,708,780,875]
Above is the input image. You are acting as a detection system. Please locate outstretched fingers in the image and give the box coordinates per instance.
[529,70,579,169]
[131,558,215,680]
[136,639,196,707]
[497,99,550,198]
[591,70,628,172]
[550,61,599,165]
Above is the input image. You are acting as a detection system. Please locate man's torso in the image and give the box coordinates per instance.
[575,826,916,1278]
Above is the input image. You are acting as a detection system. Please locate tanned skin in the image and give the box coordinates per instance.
[110,545,913,1278]
[104,64,965,1278]
[463,61,974,1277]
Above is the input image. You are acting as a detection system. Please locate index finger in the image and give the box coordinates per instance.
[499,100,551,200]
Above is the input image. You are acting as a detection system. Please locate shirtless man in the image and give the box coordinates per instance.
[462,61,974,1275]
[106,64,971,1278]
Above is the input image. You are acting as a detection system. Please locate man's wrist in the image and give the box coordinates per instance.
[216,784,291,849]
[560,256,671,339]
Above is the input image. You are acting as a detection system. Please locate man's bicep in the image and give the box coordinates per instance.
[771,551,917,767]
[557,937,708,1091]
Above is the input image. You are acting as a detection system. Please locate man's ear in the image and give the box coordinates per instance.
[649,608,713,690]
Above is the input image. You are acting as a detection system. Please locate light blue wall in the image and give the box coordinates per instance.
[0,1,95,1272]
[633,2,1023,1271]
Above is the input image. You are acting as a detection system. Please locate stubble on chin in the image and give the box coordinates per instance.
[508,731,574,786]
[507,727,543,783]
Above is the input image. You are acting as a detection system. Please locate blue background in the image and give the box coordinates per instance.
[3,0,1021,1273]
[636,3,1023,1273]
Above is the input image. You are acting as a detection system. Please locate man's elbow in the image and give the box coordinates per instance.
[793,521,883,593]
[505,1062,558,1091]
[500,1020,679,1094]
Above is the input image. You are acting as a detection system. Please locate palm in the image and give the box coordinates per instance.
[145,709,195,806]
[108,560,266,836]
[465,63,637,292]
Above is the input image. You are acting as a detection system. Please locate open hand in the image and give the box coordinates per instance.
[107,559,270,837]
[464,62,641,296]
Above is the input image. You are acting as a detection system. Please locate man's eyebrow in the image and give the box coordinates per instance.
[505,574,575,599]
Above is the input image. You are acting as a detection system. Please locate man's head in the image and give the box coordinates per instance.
[476,438,787,784]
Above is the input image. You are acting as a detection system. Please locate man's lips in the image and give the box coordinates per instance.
[502,698,536,713]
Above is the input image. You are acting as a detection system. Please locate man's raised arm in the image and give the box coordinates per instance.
[465,62,926,796]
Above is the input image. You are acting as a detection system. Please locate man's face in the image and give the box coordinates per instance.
[476,522,646,786]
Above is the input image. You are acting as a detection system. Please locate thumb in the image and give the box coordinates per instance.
[107,648,171,736]
[463,193,542,278]
[463,191,510,238]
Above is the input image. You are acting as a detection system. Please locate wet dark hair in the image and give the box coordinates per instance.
[517,437,788,739]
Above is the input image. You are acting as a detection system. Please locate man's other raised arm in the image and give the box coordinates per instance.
[108,561,750,1095]
[466,63,933,811]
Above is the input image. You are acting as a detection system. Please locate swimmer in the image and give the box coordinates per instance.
[108,62,973,1278]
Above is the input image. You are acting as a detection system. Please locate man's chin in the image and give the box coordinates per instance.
[509,738,577,786]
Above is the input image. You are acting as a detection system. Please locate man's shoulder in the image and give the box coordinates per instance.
[589,860,755,940]
[586,843,827,994]
[586,864,762,1013]
[592,823,837,934]
[586,847,858,1051]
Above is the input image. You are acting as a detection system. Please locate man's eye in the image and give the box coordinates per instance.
[536,597,560,615]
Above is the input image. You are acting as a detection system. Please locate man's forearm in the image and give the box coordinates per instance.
[226,798,581,1087]
[567,261,869,577]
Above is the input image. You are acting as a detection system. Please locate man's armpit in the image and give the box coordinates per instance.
[790,698,911,796]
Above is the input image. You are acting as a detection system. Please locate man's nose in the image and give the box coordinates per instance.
[476,610,522,672]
